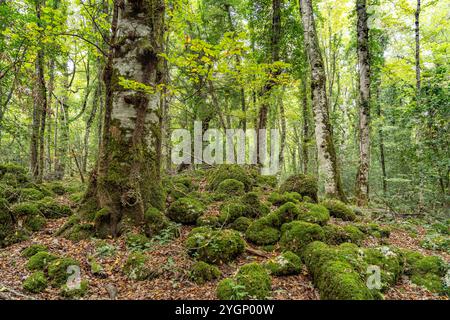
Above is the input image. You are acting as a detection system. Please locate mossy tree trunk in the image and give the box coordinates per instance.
[83,0,165,237]
[355,0,371,206]
[299,0,346,202]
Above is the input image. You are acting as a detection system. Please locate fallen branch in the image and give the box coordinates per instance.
[0,284,35,300]
[245,246,269,258]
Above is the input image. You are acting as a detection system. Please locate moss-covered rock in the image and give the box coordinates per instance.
[189,261,221,284]
[63,223,95,242]
[230,216,252,233]
[280,221,325,255]
[26,251,58,271]
[218,202,248,224]
[25,214,46,231]
[268,192,302,206]
[48,257,80,287]
[196,215,219,227]
[363,246,403,289]
[60,279,89,298]
[185,228,245,264]
[23,271,48,293]
[19,188,45,201]
[208,165,253,192]
[217,263,271,300]
[272,202,299,225]
[323,224,365,245]
[167,197,205,224]
[279,174,318,202]
[240,192,270,218]
[11,202,39,217]
[245,216,280,245]
[411,273,448,295]
[321,199,355,221]
[256,175,277,189]
[123,252,158,280]
[144,207,170,237]
[36,197,72,218]
[297,203,330,226]
[355,223,391,239]
[265,251,302,276]
[21,244,48,258]
[216,179,245,196]
[44,181,67,195]
[167,182,190,201]
[409,255,447,277]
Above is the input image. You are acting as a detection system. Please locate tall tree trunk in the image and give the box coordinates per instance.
[415,0,424,210]
[355,0,371,206]
[83,0,166,238]
[257,0,281,164]
[299,0,346,201]
[376,83,387,195]
[301,75,309,174]
[83,84,99,173]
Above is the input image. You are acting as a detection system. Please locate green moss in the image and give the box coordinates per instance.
[279,174,318,202]
[48,257,80,287]
[265,251,302,276]
[323,224,364,245]
[167,197,205,224]
[280,221,325,255]
[410,273,448,294]
[316,260,374,300]
[230,217,252,233]
[321,199,356,221]
[144,207,170,237]
[196,215,219,227]
[21,244,48,258]
[240,192,270,218]
[297,203,330,226]
[123,252,156,280]
[234,263,271,299]
[256,175,277,189]
[44,181,67,195]
[11,202,39,217]
[410,255,447,277]
[23,271,47,293]
[60,279,89,298]
[64,223,95,242]
[19,188,45,201]
[245,217,280,245]
[185,228,245,264]
[37,197,72,218]
[25,214,46,231]
[189,261,221,284]
[207,165,253,192]
[216,278,246,300]
[27,251,58,271]
[216,179,245,196]
[268,192,302,206]
[273,202,300,225]
[167,182,190,201]
[355,223,391,239]
[363,246,403,289]
[218,202,248,224]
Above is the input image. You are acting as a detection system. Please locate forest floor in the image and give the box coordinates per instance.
[0,191,448,300]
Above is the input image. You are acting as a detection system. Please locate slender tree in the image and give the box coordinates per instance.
[355,0,371,206]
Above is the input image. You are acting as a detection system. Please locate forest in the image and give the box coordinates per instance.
[0,0,448,302]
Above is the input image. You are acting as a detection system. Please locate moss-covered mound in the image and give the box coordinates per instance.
[245,215,280,245]
[218,202,249,224]
[21,244,48,258]
[297,203,330,226]
[185,227,245,264]
[302,241,375,300]
[239,192,270,218]
[167,197,205,224]
[189,261,221,284]
[207,165,253,192]
[26,251,58,271]
[323,224,365,245]
[48,257,80,287]
[280,221,325,255]
[403,251,449,295]
[36,197,72,218]
[265,251,302,276]
[355,223,391,239]
[144,207,170,237]
[23,271,48,293]
[229,216,252,233]
[268,192,302,206]
[216,263,271,300]
[321,199,356,221]
[279,174,318,202]
[60,279,89,298]
[196,215,219,227]
[216,179,245,196]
